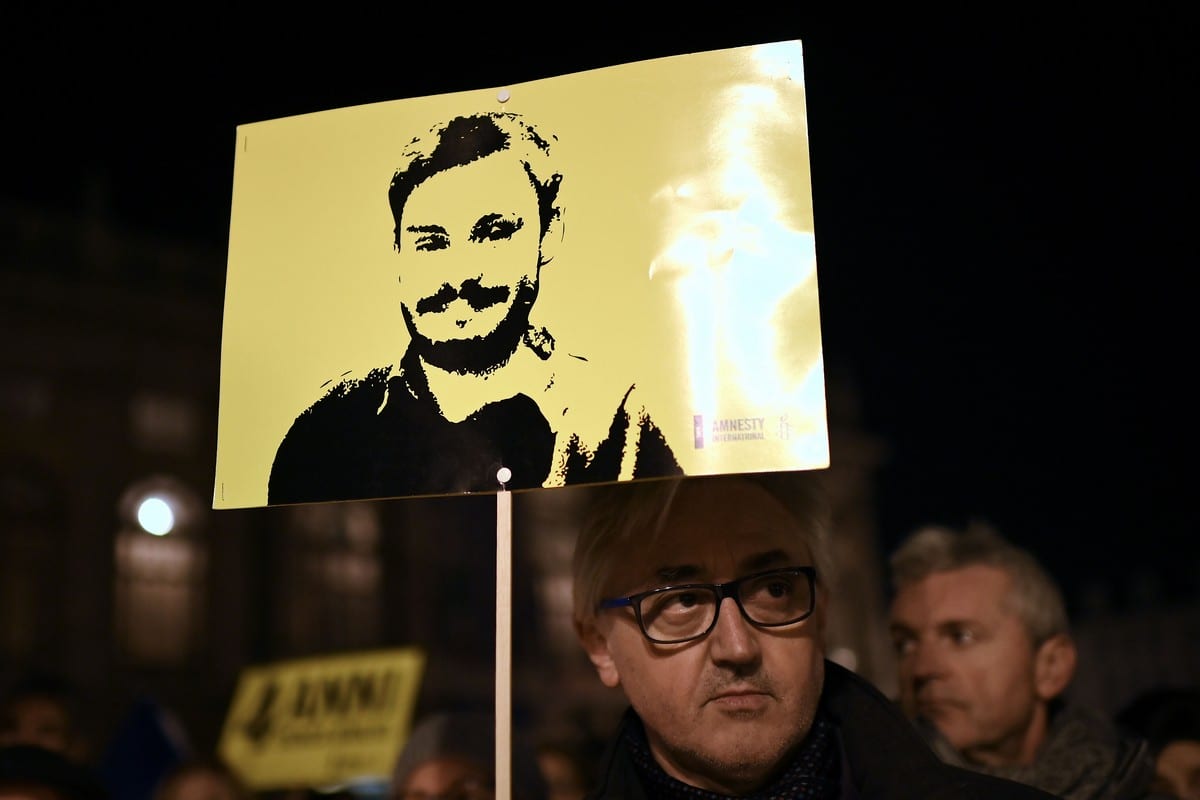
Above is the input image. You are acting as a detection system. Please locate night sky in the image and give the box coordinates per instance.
[5,15,1195,613]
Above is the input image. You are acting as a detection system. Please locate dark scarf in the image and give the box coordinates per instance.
[624,710,841,799]
[922,704,1156,800]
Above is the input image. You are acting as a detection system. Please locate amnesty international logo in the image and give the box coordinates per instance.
[693,414,793,449]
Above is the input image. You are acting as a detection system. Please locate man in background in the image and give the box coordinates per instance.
[887,521,1159,799]
[388,711,546,800]
[1117,686,1200,798]
[0,672,88,764]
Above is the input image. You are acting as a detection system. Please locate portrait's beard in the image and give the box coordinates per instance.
[403,276,539,376]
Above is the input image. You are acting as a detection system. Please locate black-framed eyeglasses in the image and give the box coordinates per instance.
[598,566,817,644]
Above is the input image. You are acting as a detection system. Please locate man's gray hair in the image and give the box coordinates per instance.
[888,521,1069,645]
[571,471,833,626]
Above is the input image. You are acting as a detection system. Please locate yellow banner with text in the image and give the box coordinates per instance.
[217,648,426,791]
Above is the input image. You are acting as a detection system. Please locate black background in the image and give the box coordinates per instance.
[4,13,1196,614]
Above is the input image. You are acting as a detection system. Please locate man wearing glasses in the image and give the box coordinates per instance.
[572,472,1057,798]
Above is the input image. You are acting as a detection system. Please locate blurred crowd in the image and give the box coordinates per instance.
[0,670,604,800]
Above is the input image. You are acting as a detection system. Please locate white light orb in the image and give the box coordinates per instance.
[137,496,175,536]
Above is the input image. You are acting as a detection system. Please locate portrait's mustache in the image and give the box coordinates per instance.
[415,278,510,315]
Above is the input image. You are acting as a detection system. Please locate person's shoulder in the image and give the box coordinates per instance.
[268,365,396,504]
[1051,701,1159,797]
[942,768,1066,799]
[301,365,393,410]
[820,659,909,729]
[280,365,397,433]
[0,745,109,800]
[581,709,651,800]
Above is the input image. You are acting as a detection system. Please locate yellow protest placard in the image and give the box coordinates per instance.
[217,648,425,791]
[214,39,827,508]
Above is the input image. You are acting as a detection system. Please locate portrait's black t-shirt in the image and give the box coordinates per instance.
[268,353,681,504]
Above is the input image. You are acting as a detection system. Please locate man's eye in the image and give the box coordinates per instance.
[644,589,710,622]
[414,232,450,252]
[652,591,702,614]
[764,578,794,599]
[470,214,523,243]
[891,636,916,656]
[950,627,977,646]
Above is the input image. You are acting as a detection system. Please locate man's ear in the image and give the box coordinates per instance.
[1033,633,1077,701]
[575,617,621,689]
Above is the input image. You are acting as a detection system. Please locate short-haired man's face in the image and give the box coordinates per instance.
[394,756,493,800]
[1154,739,1200,800]
[0,696,72,754]
[0,780,72,800]
[158,769,243,800]
[395,152,542,352]
[888,564,1063,767]
[578,478,826,795]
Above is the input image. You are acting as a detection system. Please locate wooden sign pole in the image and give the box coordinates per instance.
[495,468,513,800]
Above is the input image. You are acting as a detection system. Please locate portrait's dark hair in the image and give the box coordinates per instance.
[388,112,564,249]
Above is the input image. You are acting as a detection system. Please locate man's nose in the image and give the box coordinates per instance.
[907,638,947,684]
[707,596,761,666]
